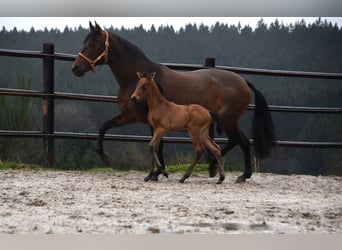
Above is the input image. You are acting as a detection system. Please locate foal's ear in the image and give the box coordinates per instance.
[136,72,143,79]
[148,72,156,80]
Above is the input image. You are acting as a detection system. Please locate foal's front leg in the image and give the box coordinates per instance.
[149,127,167,181]
[144,128,168,181]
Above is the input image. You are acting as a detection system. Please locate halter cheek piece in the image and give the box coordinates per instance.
[78,31,109,73]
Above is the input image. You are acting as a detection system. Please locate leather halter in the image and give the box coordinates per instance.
[78,31,109,73]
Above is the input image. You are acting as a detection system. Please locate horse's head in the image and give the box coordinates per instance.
[72,21,109,76]
[131,72,156,102]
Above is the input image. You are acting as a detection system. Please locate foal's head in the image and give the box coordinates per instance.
[131,72,156,102]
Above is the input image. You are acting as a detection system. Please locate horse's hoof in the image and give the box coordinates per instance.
[162,171,169,178]
[179,178,185,183]
[144,176,150,182]
[150,175,159,181]
[216,176,225,184]
[235,176,246,183]
[208,165,218,178]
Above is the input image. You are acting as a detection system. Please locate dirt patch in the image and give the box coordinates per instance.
[0,170,341,234]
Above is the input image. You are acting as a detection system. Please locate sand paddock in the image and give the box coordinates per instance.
[0,170,341,234]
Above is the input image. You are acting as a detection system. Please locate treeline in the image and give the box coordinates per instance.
[0,18,341,175]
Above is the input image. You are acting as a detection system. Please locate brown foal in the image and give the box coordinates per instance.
[131,72,225,184]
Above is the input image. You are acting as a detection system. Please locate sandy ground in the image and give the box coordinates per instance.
[0,170,341,234]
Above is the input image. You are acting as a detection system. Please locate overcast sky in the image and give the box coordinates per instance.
[1,17,342,32]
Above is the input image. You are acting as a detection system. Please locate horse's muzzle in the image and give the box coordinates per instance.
[71,65,85,77]
[131,95,138,102]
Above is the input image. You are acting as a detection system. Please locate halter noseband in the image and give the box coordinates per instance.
[78,31,109,73]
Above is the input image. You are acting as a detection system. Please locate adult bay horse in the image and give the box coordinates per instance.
[131,72,225,184]
[72,22,276,183]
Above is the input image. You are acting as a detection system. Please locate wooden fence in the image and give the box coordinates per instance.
[0,44,342,167]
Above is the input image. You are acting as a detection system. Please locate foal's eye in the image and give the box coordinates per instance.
[142,84,148,90]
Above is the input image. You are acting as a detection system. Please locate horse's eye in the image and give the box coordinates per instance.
[142,84,148,90]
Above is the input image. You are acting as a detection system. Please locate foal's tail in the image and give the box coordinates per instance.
[210,112,223,135]
[246,80,276,159]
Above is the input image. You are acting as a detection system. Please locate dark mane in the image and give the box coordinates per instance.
[109,32,151,61]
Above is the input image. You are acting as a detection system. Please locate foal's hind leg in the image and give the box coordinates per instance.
[207,124,219,177]
[203,134,225,184]
[179,133,204,183]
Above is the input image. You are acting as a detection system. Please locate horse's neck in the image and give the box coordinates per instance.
[107,34,154,88]
[146,81,170,112]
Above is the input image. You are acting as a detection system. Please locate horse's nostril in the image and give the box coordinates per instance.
[131,96,136,101]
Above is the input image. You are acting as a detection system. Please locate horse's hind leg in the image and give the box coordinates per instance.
[208,128,238,178]
[211,124,252,183]
[223,128,251,183]
[235,130,252,183]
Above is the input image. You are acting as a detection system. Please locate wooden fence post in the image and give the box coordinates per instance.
[43,43,54,168]
[205,57,216,67]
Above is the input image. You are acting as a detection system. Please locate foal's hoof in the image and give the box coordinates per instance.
[144,176,150,182]
[179,178,186,183]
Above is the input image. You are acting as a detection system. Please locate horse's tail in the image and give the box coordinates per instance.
[210,111,223,136]
[246,80,276,159]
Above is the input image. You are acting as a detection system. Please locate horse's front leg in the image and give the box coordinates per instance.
[97,112,134,166]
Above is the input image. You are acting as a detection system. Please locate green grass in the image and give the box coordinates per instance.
[0,161,211,174]
[0,161,46,170]
[166,163,209,174]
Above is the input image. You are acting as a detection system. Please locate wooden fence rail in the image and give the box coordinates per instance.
[1,46,342,167]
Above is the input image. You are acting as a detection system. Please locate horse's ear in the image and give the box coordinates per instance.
[136,72,143,79]
[94,21,102,32]
[149,72,156,80]
[89,21,95,31]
